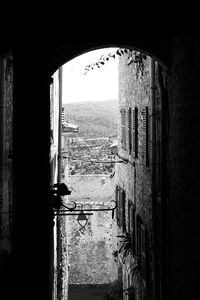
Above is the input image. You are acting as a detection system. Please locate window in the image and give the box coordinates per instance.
[115,185,120,225]
[127,107,132,154]
[128,200,136,255]
[120,189,126,231]
[142,106,149,167]
[132,107,138,158]
[116,186,126,231]
[121,109,126,149]
[140,223,147,286]
[136,215,148,287]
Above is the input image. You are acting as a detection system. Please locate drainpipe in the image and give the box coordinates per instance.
[57,66,63,300]
[150,58,159,300]
[58,67,63,185]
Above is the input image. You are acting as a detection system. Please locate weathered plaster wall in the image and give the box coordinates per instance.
[67,203,115,284]
[66,175,118,284]
[67,174,115,203]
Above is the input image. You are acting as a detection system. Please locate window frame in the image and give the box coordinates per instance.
[142,106,149,167]
[132,107,138,158]
[120,108,127,150]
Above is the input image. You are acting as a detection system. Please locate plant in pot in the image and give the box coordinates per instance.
[117,231,133,263]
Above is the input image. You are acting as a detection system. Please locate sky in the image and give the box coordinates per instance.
[62,48,119,104]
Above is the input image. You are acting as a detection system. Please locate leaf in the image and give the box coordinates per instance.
[116,235,126,238]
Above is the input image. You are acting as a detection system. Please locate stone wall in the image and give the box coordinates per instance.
[117,53,153,233]
[66,202,116,284]
[114,52,154,298]
[67,174,115,202]
[65,175,118,284]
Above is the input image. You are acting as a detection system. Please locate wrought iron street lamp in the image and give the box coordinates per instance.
[76,210,89,229]
[50,183,117,228]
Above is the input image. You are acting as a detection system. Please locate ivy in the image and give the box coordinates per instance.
[84,48,147,79]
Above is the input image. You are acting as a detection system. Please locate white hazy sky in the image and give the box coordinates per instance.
[62,48,119,103]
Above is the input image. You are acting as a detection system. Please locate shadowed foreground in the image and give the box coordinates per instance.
[68,284,110,300]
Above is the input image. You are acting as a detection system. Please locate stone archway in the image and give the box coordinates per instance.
[50,47,169,300]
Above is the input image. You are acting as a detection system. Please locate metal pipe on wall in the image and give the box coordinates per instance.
[58,67,63,185]
[56,66,64,300]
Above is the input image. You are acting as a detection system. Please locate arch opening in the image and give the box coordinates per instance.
[50,45,168,300]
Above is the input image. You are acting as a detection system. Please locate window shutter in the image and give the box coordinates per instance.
[142,106,149,166]
[118,188,126,230]
[136,215,141,254]
[136,215,147,287]
[118,187,122,228]
[128,201,136,255]
[132,107,138,158]
[121,109,126,149]
[140,223,147,287]
[127,200,131,233]
[121,190,126,232]
[115,185,120,225]
[127,108,132,154]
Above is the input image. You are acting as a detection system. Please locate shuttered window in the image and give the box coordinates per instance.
[121,189,126,231]
[121,109,126,149]
[128,201,136,255]
[117,187,126,230]
[127,200,131,233]
[142,106,149,166]
[127,107,132,154]
[132,107,138,158]
[136,215,148,288]
[140,223,147,286]
[115,185,120,225]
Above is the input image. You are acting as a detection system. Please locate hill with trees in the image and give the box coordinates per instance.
[63,99,119,138]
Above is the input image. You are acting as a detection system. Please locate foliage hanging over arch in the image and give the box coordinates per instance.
[84,48,147,78]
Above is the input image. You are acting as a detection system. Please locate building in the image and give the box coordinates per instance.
[113,53,160,299]
[66,175,117,285]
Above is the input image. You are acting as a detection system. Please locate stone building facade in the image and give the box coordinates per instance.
[66,175,118,285]
[113,52,160,299]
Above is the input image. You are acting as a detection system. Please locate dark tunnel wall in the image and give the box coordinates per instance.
[0,13,200,300]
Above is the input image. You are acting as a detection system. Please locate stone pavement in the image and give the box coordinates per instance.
[68,284,109,300]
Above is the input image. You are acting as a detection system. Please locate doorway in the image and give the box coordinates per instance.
[50,46,168,300]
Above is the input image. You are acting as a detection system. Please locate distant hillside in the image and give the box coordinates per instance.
[63,99,119,138]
